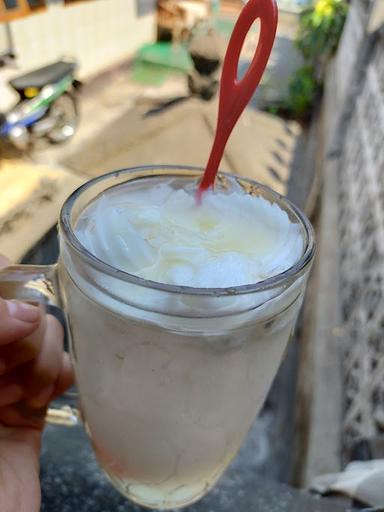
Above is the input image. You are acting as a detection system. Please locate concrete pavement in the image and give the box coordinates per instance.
[0,158,84,261]
[58,96,301,196]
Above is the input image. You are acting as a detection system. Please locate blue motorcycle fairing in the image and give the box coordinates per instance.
[0,104,48,135]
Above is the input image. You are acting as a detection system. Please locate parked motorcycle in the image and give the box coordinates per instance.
[0,55,81,150]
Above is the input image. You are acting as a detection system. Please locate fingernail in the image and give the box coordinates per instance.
[27,384,54,409]
[6,300,40,323]
[0,383,23,407]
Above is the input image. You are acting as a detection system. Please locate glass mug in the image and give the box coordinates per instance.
[0,166,315,509]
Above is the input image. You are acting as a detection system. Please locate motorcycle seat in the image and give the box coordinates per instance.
[9,61,76,92]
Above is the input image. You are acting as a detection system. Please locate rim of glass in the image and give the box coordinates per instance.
[60,165,315,296]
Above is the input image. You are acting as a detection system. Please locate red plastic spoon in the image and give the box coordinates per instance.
[197,0,278,200]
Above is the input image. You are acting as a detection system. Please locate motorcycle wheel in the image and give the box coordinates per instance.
[46,92,78,144]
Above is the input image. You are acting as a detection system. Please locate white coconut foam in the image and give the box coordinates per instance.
[75,182,304,289]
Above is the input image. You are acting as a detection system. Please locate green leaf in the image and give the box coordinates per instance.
[294,0,348,73]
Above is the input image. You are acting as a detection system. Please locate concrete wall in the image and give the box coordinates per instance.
[332,0,366,113]
[9,0,155,78]
[303,0,384,482]
[0,0,155,109]
[0,24,10,54]
[336,30,384,457]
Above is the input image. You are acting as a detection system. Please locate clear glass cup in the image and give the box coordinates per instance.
[0,166,315,510]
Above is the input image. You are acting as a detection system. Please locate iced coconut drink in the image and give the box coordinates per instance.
[59,168,314,509]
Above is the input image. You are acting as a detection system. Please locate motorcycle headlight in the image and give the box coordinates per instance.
[6,99,38,124]
[41,85,55,100]
[24,87,39,98]
[6,111,21,124]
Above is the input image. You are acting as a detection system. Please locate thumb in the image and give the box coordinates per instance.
[0,298,41,346]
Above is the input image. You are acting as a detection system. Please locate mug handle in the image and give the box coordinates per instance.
[0,264,79,427]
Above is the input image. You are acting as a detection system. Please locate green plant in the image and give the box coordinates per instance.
[296,0,349,68]
[284,0,348,120]
[287,65,320,118]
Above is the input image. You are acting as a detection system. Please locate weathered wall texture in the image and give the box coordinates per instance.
[333,0,384,454]
[0,0,156,110]
[338,36,384,451]
[303,0,384,483]
[9,0,155,79]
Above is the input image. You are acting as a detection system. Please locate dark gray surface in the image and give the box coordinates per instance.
[40,419,349,512]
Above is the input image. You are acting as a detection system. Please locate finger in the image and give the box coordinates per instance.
[0,353,74,426]
[0,402,46,430]
[25,384,55,409]
[0,320,68,408]
[0,315,46,406]
[0,421,42,460]
[51,353,74,399]
[21,315,64,398]
[0,314,46,374]
[0,377,24,407]
[0,299,41,346]
[26,352,74,409]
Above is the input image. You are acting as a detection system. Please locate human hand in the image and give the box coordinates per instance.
[0,256,73,512]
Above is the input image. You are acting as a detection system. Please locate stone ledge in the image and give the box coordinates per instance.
[296,54,345,485]
[0,159,84,262]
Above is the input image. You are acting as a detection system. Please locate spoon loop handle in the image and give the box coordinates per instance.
[198,0,278,195]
